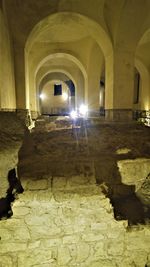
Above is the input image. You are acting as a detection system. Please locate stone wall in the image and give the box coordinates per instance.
[117,158,150,190]
[0,112,25,197]
[0,174,150,267]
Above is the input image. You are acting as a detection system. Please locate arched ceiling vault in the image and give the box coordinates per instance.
[35,53,87,81]
[38,72,76,94]
[135,28,150,70]
[4,0,150,55]
[26,12,112,59]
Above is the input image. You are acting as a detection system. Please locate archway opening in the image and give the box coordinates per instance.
[25,12,113,118]
[39,80,71,116]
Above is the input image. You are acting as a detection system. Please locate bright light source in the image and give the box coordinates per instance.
[70,110,78,119]
[39,93,45,100]
[79,104,88,116]
[62,92,68,101]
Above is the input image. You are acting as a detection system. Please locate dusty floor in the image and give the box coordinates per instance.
[18,117,150,225]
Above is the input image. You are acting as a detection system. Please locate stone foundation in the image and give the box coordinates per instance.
[30,110,39,120]
[117,158,150,190]
[105,109,133,121]
[0,175,150,267]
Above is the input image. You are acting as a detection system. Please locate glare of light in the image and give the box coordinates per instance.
[62,92,68,101]
[70,110,78,119]
[39,93,45,100]
[79,104,88,116]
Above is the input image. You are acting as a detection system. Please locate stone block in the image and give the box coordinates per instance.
[42,238,61,248]
[18,249,53,267]
[63,225,74,235]
[89,260,116,267]
[82,232,104,242]
[0,228,12,241]
[0,242,27,253]
[116,148,131,154]
[107,240,124,256]
[12,227,31,241]
[36,190,52,202]
[93,242,105,257]
[107,228,125,239]
[27,179,48,190]
[68,244,77,258]
[53,177,67,189]
[25,214,50,226]
[13,206,30,216]
[0,218,25,228]
[29,225,61,240]
[0,255,13,267]
[63,234,80,244]
[76,243,90,262]
[126,235,150,252]
[57,246,71,266]
[67,175,96,188]
[126,251,148,267]
[28,240,41,249]
[117,158,150,187]
[91,222,107,231]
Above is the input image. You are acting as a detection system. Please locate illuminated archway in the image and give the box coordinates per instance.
[25,12,113,116]
[39,79,71,115]
[37,71,76,113]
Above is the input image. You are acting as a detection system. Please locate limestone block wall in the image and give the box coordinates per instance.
[117,158,150,190]
[0,174,150,267]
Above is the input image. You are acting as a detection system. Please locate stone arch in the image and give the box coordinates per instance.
[37,70,77,113]
[34,52,87,84]
[25,11,113,116]
[26,12,112,57]
[28,52,86,114]
[135,27,150,111]
[135,58,150,110]
[37,70,77,93]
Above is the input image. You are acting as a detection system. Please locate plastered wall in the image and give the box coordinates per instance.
[0,8,16,110]
[40,81,70,114]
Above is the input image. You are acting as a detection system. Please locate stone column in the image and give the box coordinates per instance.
[13,41,33,122]
[105,49,134,121]
[86,43,104,116]
[0,8,16,110]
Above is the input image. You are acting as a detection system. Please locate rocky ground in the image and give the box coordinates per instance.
[0,115,150,266]
[18,116,150,225]
[0,112,25,198]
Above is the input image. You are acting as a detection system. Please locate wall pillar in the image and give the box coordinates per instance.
[0,8,16,110]
[87,44,104,116]
[105,49,134,121]
[13,41,26,110]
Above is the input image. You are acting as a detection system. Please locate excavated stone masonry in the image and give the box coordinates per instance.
[0,117,150,267]
[0,112,25,198]
[0,175,150,267]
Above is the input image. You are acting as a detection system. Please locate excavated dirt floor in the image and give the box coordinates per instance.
[18,117,150,225]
